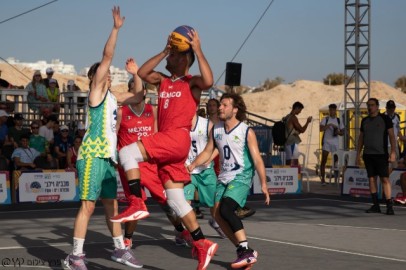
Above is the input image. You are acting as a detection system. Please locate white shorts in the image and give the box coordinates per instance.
[285,144,299,160]
[322,141,339,153]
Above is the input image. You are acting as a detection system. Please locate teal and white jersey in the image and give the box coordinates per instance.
[186,116,213,174]
[213,121,254,185]
[78,90,118,163]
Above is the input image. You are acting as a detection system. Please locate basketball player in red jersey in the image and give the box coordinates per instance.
[111,30,217,270]
[117,60,193,255]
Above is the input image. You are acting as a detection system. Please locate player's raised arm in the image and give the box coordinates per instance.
[89,6,124,105]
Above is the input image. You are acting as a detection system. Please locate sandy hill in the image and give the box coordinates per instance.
[2,63,404,169]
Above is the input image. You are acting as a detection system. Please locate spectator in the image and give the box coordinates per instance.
[46,78,61,114]
[0,110,9,147]
[356,98,396,215]
[285,101,312,166]
[39,114,57,145]
[8,113,30,148]
[11,134,41,170]
[67,79,81,91]
[384,100,404,170]
[0,102,15,128]
[26,70,49,115]
[75,122,86,139]
[29,121,48,155]
[319,104,344,185]
[66,136,82,169]
[43,67,60,88]
[54,125,73,169]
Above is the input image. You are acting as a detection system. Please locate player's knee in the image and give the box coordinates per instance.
[166,189,193,218]
[81,201,96,216]
[119,143,143,171]
[219,197,243,233]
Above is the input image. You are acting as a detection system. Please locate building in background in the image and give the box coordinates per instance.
[80,65,129,86]
[6,57,77,76]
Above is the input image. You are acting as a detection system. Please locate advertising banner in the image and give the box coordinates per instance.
[18,171,78,202]
[253,167,300,194]
[389,169,405,199]
[342,167,381,197]
[0,172,11,204]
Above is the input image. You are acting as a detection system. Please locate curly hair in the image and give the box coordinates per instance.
[220,93,247,121]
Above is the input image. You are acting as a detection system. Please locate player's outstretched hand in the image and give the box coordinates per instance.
[126,58,139,75]
[112,6,125,30]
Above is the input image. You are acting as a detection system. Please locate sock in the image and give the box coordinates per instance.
[128,179,142,198]
[193,200,200,209]
[113,236,125,249]
[210,218,220,228]
[238,240,248,250]
[124,232,134,239]
[72,237,85,255]
[174,223,185,233]
[190,227,205,241]
[371,192,379,206]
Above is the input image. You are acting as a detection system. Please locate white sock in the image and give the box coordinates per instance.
[73,237,85,255]
[211,218,220,228]
[113,235,125,249]
[239,241,248,249]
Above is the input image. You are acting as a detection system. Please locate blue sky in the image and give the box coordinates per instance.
[1,0,405,87]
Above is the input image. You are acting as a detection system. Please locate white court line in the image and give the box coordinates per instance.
[0,238,166,250]
[2,266,64,269]
[0,204,163,214]
[266,221,406,232]
[248,236,406,263]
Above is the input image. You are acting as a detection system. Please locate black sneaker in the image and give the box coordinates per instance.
[386,207,395,215]
[365,205,381,213]
[194,208,204,219]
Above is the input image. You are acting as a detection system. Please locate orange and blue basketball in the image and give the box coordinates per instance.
[170,25,194,52]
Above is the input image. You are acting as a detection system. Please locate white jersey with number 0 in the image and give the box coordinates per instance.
[213,121,254,185]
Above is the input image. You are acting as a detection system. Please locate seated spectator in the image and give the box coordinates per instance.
[75,122,86,139]
[66,136,82,169]
[43,67,59,88]
[0,102,15,128]
[46,78,60,114]
[8,113,30,148]
[0,110,10,147]
[39,114,57,146]
[0,149,9,171]
[11,135,41,170]
[54,125,73,169]
[29,121,48,155]
[27,70,49,115]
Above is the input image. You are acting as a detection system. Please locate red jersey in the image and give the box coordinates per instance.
[158,76,198,132]
[117,104,155,150]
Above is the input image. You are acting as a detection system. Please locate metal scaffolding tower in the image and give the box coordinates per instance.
[344,0,371,150]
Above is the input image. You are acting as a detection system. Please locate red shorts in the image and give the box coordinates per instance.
[142,128,191,184]
[118,162,167,205]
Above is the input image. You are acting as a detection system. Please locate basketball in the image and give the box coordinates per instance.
[170,25,194,52]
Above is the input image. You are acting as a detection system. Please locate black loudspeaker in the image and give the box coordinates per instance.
[225,62,242,86]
